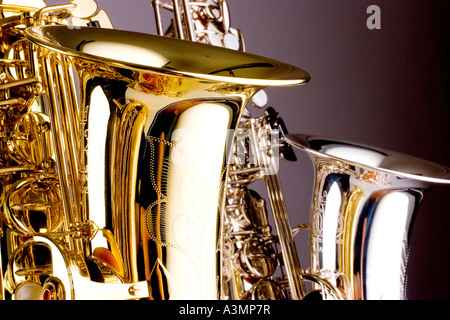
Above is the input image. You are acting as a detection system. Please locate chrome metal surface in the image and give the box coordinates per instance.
[8,20,305,299]
[285,133,450,299]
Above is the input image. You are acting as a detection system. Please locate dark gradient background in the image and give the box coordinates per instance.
[46,0,450,299]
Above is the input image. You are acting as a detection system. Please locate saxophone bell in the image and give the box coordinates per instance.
[2,0,449,301]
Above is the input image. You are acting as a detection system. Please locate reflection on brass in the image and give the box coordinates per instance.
[0,0,309,300]
[1,0,449,301]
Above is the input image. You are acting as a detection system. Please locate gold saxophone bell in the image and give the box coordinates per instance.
[2,0,448,301]
[1,25,309,300]
[285,133,450,300]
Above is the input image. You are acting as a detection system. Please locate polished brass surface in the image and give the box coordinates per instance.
[0,8,308,297]
[151,0,309,300]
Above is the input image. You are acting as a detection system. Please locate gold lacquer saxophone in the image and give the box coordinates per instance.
[150,0,450,301]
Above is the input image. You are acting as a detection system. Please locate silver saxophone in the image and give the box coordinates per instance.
[0,0,448,301]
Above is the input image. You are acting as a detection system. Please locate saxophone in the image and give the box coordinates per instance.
[0,0,449,301]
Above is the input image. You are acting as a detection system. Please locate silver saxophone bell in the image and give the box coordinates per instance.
[285,133,450,300]
[1,0,448,301]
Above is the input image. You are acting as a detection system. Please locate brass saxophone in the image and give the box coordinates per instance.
[0,0,449,301]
